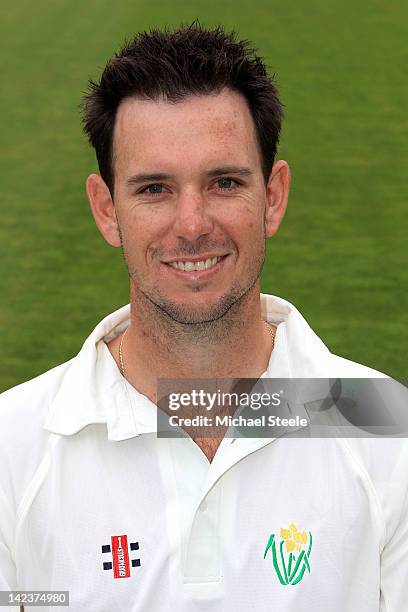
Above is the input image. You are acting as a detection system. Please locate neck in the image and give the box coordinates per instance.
[108,282,275,403]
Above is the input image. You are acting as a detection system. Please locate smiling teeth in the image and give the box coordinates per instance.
[169,256,221,271]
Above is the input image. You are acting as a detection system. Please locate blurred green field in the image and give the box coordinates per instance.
[1,0,407,391]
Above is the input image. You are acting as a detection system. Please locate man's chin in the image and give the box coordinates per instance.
[151,294,243,325]
[157,304,232,325]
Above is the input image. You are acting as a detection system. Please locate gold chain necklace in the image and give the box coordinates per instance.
[119,327,128,377]
[118,321,276,377]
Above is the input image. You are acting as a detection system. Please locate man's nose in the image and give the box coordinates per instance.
[172,190,214,242]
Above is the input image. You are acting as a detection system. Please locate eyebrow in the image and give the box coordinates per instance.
[205,166,253,178]
[127,173,173,186]
[126,166,253,186]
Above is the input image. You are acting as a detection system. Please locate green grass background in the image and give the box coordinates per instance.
[1,0,407,391]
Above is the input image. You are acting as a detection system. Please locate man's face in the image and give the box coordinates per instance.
[110,88,275,324]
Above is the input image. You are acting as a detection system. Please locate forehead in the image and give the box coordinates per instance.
[112,88,262,175]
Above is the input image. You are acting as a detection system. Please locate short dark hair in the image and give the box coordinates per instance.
[82,23,283,194]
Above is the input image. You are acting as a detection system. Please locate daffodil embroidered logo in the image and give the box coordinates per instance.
[263,522,313,586]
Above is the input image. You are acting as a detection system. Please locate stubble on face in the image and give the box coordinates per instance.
[118,225,266,335]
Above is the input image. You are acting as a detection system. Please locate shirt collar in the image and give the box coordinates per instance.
[43,294,333,440]
[261,294,332,378]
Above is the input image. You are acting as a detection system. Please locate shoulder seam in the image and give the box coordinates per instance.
[14,434,61,552]
[337,438,386,550]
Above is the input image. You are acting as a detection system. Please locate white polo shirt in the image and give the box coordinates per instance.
[0,293,407,611]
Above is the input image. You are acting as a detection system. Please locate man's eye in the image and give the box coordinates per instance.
[216,178,238,190]
[141,183,164,194]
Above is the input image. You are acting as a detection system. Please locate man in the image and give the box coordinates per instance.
[0,24,407,611]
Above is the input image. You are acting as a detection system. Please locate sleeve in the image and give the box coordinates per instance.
[0,478,17,588]
[0,481,20,611]
[379,442,408,611]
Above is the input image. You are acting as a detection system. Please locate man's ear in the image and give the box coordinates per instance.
[264,160,291,238]
[86,174,121,247]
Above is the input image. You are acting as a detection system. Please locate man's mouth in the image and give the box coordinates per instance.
[161,254,230,280]
[167,256,223,272]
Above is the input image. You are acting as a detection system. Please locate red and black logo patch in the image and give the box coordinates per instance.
[102,535,141,578]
